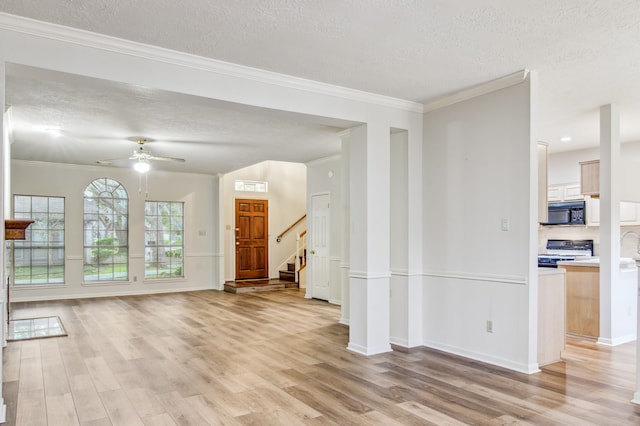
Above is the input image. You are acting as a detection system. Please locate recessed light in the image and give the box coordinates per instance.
[560,136,572,142]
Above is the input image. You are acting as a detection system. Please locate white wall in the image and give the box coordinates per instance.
[10,160,220,301]
[547,146,598,185]
[422,79,538,373]
[306,155,342,303]
[222,161,307,281]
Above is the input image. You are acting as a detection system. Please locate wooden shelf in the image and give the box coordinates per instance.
[5,219,34,240]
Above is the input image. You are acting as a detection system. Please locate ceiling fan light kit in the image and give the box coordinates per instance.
[134,159,150,173]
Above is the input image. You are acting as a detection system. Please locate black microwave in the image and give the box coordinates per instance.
[540,201,586,226]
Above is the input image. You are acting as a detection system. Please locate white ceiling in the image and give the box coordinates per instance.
[6,64,352,174]
[2,0,640,173]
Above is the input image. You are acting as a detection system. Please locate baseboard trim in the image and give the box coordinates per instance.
[423,340,540,374]
[597,334,637,346]
[10,285,219,303]
[347,342,392,356]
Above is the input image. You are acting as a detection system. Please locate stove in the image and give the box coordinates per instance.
[538,239,594,268]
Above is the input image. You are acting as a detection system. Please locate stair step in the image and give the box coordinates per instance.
[287,262,295,272]
[278,270,296,282]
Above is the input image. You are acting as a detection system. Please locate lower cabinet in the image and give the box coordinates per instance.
[562,265,599,337]
[538,270,566,366]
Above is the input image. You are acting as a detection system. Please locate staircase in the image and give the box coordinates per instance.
[277,229,307,288]
[276,220,307,288]
[278,262,298,287]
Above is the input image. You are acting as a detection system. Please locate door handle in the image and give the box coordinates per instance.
[236,242,240,245]
[310,250,316,254]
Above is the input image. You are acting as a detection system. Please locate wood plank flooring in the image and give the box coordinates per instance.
[3,289,640,425]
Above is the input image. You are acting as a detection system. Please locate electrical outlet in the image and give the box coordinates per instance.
[501,217,510,231]
[486,320,493,333]
[133,276,137,282]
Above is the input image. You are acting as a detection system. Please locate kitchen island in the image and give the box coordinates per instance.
[558,258,637,344]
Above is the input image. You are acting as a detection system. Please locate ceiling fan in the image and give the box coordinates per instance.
[96,137,185,172]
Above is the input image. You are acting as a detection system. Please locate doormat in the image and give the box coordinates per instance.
[7,316,67,341]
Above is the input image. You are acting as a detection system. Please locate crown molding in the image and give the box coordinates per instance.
[0,13,423,114]
[423,70,530,113]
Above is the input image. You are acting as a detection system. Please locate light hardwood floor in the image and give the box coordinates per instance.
[3,289,640,425]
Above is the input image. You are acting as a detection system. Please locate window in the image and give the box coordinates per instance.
[83,178,129,282]
[145,201,184,279]
[12,195,65,285]
[235,180,268,192]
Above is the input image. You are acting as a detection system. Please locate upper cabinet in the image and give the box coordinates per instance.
[580,160,599,197]
[586,197,640,226]
[548,183,583,202]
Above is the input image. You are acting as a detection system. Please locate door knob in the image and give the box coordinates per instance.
[236,242,240,245]
[310,250,316,254]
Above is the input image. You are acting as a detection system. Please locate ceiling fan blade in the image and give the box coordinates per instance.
[95,137,185,166]
[149,155,186,163]
[96,158,125,165]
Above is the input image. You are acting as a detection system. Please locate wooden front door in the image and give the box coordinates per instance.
[235,199,268,279]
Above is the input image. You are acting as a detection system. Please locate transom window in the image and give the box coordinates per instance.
[83,178,129,282]
[145,201,184,279]
[235,180,268,193]
[12,195,65,285]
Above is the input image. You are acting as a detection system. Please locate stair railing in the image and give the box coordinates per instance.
[295,230,307,282]
[277,214,306,243]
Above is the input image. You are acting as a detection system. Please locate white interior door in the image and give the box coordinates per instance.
[310,193,330,300]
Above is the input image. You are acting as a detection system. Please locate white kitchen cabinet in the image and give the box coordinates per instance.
[586,197,640,226]
[548,183,583,202]
[548,185,563,202]
[563,184,584,201]
[621,202,639,225]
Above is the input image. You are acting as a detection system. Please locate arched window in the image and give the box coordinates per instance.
[83,178,129,282]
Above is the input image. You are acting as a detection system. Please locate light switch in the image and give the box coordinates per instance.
[501,217,510,231]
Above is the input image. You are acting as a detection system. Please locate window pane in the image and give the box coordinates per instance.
[145,200,184,279]
[12,195,65,285]
[83,178,129,282]
[14,196,30,212]
[49,197,64,213]
[32,197,48,212]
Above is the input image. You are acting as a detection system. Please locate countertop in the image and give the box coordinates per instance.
[557,257,637,270]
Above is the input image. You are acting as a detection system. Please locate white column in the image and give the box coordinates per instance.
[339,131,351,324]
[389,127,423,349]
[598,104,620,345]
[215,174,225,290]
[0,61,8,423]
[347,122,392,355]
[406,121,424,348]
[634,272,640,403]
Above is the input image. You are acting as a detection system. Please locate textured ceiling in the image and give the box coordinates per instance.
[6,64,349,174]
[2,0,640,171]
